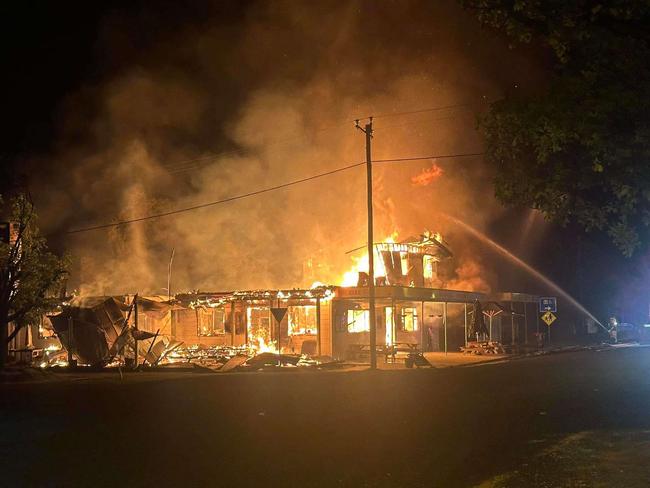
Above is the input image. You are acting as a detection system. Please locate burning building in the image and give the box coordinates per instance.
[21,232,542,368]
[162,232,539,362]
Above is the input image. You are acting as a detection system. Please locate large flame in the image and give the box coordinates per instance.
[254,336,278,354]
[340,233,398,286]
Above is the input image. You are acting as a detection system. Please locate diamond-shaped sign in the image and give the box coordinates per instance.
[541,311,557,326]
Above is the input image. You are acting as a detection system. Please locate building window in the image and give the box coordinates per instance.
[423,255,434,279]
[197,308,226,336]
[288,305,317,335]
[347,309,369,333]
[385,307,394,345]
[400,252,410,276]
[247,307,271,343]
[401,307,419,332]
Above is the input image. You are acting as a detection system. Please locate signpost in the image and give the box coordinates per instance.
[539,297,557,313]
[541,311,556,326]
[539,297,557,345]
[270,307,287,324]
[482,309,503,341]
[481,302,504,342]
[270,307,287,365]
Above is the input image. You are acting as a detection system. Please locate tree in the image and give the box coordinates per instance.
[0,194,69,368]
[462,0,650,255]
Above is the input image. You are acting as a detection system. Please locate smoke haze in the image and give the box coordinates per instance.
[27,0,544,295]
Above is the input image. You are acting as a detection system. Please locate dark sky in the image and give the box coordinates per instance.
[0,1,247,168]
[2,2,97,162]
[1,0,532,168]
[1,1,645,323]
[2,2,115,152]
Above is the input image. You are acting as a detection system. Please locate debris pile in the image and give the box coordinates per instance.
[166,344,249,368]
[235,353,343,371]
[163,344,344,372]
[461,340,506,355]
[404,352,433,368]
[48,296,130,367]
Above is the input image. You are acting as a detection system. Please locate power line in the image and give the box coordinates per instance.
[60,151,486,236]
[366,103,473,120]
[160,123,354,175]
[374,152,484,163]
[161,119,366,173]
[155,103,480,174]
[372,113,475,133]
[166,114,478,177]
[62,161,366,235]
[60,151,485,236]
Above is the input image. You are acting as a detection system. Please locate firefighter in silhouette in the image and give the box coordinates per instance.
[608,316,618,344]
[469,300,489,342]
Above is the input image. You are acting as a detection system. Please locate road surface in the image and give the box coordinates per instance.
[2,346,650,487]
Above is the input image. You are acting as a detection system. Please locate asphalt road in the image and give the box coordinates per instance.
[2,346,650,487]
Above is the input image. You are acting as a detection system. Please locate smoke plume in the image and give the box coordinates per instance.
[27,0,543,295]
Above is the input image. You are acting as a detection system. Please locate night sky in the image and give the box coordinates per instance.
[1,1,646,323]
[1,1,247,164]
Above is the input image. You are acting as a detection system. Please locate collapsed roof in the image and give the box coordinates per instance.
[49,296,128,366]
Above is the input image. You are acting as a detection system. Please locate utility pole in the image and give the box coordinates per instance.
[316,297,321,356]
[67,316,75,368]
[356,118,377,369]
[167,248,175,302]
[133,295,139,370]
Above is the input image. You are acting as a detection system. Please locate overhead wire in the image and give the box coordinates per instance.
[152,102,482,174]
[61,161,366,235]
[374,152,484,163]
[58,151,485,236]
[166,113,477,176]
[362,102,476,121]
[56,103,487,236]
[371,114,475,133]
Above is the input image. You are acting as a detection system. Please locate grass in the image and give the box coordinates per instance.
[477,430,650,487]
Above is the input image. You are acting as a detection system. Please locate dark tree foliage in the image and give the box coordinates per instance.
[0,195,69,367]
[462,0,650,255]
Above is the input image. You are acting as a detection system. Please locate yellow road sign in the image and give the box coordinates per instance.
[541,311,557,326]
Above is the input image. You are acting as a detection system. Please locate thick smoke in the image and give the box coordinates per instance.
[30,0,543,295]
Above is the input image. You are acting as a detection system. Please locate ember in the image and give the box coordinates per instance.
[411,162,444,186]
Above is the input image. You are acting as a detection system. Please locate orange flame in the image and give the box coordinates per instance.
[411,162,443,186]
[254,336,278,354]
[340,233,397,286]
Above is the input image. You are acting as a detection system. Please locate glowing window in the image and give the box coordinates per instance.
[288,305,317,335]
[402,308,419,332]
[423,255,434,279]
[247,307,271,342]
[347,309,369,333]
[197,308,226,336]
[385,307,394,345]
[400,252,409,276]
